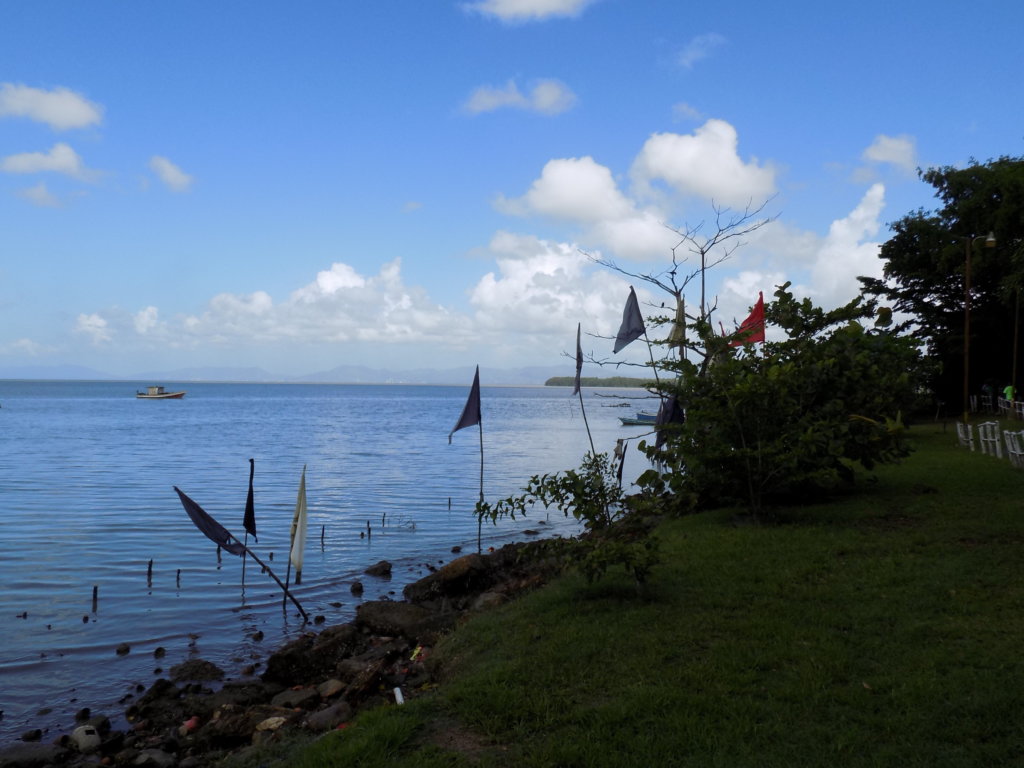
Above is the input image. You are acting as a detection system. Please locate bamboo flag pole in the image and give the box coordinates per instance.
[573,323,596,454]
[477,418,484,553]
[241,458,256,589]
[241,542,308,622]
[449,366,484,552]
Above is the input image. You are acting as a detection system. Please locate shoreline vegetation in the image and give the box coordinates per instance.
[288,421,1024,767]
[5,422,1024,766]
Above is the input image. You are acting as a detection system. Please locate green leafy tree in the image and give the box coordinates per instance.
[860,156,1024,408]
[643,284,920,517]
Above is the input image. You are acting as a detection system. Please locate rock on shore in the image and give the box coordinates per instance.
[0,541,558,767]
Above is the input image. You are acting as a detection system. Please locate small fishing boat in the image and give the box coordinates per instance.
[136,386,186,400]
[619,410,657,426]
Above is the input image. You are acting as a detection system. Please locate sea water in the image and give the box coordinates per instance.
[0,380,656,742]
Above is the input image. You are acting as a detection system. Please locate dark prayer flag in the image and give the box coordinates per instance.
[449,365,482,444]
[613,287,646,353]
[175,486,246,557]
[243,458,257,541]
[572,323,583,395]
[729,291,765,347]
[655,395,686,449]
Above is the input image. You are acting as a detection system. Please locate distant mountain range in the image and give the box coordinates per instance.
[0,363,579,387]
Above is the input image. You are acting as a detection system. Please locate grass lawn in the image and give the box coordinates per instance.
[275,422,1024,767]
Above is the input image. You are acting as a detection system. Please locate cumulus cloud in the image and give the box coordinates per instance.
[631,120,777,207]
[677,33,726,69]
[470,231,633,340]
[464,0,598,22]
[17,182,59,207]
[133,306,159,334]
[712,186,886,318]
[149,156,194,192]
[498,156,632,221]
[75,313,112,344]
[171,259,469,347]
[464,78,577,115]
[497,123,781,260]
[1,143,91,179]
[495,156,678,260]
[71,249,647,368]
[0,83,103,130]
[807,183,886,306]
[861,134,918,176]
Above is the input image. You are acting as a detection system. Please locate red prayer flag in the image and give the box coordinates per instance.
[729,291,765,347]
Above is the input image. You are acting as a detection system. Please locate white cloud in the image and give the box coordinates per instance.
[495,123,778,261]
[464,0,598,22]
[861,134,918,176]
[134,306,159,334]
[672,102,702,122]
[807,183,886,306]
[293,263,366,300]
[470,231,631,339]
[464,78,576,115]
[149,156,194,192]
[631,120,777,207]
[17,182,60,207]
[499,156,632,221]
[495,156,678,260]
[75,313,112,344]
[677,33,726,69]
[1,143,91,179]
[3,338,50,356]
[70,250,648,369]
[0,83,103,130]
[172,259,467,346]
[711,186,886,319]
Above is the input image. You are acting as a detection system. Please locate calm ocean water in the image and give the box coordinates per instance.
[0,380,655,742]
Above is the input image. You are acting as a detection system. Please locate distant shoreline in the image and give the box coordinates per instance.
[544,376,653,388]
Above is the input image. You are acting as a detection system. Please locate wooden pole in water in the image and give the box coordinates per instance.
[477,419,484,553]
[241,531,249,588]
[577,387,595,455]
[241,542,307,622]
[283,558,292,611]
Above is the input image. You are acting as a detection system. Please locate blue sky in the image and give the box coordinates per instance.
[1,0,1021,377]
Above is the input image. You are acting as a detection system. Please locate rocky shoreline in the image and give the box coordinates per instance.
[0,542,558,768]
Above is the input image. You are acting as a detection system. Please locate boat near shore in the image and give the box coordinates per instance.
[619,410,656,426]
[136,385,186,399]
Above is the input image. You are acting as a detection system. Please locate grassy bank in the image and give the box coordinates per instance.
[279,422,1024,767]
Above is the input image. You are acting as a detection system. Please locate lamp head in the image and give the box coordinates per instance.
[985,231,997,248]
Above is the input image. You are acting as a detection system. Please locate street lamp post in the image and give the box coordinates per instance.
[963,231,997,423]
